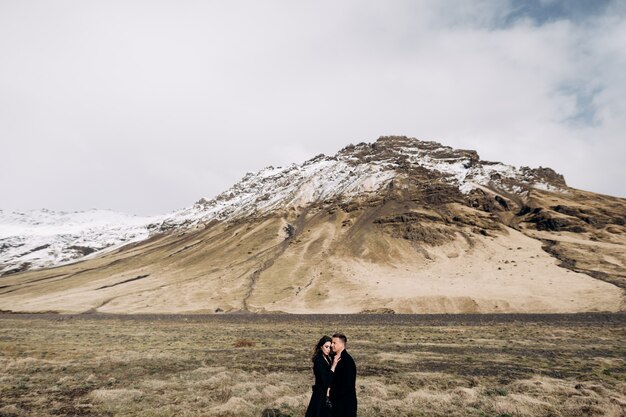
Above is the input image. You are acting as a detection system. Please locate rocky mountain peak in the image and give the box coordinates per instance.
[97,136,573,231]
[337,136,479,166]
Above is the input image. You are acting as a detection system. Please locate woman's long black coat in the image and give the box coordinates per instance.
[305,353,333,417]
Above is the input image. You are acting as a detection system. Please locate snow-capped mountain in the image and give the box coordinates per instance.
[1,136,624,314]
[0,137,565,274]
[0,136,568,276]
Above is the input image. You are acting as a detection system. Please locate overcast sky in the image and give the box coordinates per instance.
[1,0,625,215]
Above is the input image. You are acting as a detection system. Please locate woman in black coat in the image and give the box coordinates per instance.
[305,336,339,417]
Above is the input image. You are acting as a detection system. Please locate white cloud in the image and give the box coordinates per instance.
[1,1,624,215]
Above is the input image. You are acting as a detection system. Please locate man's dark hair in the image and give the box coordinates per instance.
[332,333,347,344]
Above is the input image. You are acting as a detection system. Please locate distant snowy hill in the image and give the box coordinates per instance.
[0,209,161,275]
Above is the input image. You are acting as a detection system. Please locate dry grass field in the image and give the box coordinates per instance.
[0,313,625,417]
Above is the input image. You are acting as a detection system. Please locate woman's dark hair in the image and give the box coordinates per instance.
[311,335,332,362]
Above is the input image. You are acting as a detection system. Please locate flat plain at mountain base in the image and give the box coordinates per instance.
[0,314,624,417]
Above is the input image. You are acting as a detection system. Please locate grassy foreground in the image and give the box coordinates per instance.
[0,314,624,417]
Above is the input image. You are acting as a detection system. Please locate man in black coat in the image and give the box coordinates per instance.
[329,333,357,417]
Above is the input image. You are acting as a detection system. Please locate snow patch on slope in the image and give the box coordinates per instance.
[392,142,563,195]
[169,158,395,224]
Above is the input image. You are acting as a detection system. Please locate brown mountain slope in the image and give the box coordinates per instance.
[0,183,624,314]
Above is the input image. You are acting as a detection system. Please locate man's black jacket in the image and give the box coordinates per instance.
[329,349,357,417]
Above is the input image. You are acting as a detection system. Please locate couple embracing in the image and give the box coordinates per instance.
[305,333,357,417]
